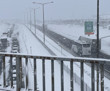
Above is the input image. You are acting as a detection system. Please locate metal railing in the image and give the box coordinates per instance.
[0,52,109,91]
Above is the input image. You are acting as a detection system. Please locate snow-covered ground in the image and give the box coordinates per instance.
[48,24,110,55]
[11,24,80,91]
[0,22,110,91]
[28,23,110,91]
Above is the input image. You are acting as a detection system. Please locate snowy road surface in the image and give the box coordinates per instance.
[14,24,80,91]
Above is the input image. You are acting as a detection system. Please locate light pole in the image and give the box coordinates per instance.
[97,0,99,58]
[30,10,32,31]
[34,8,36,35]
[96,1,100,91]
[26,12,29,26]
[32,8,39,35]
[33,1,53,44]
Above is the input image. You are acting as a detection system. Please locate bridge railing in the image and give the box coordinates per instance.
[0,52,109,91]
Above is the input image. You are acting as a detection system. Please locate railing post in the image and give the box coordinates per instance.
[42,59,45,91]
[3,56,6,87]
[61,61,64,91]
[16,57,20,91]
[34,58,37,91]
[100,64,104,91]
[91,62,95,91]
[97,63,99,91]
[70,60,74,91]
[19,57,22,88]
[25,57,28,90]
[10,56,13,88]
[80,62,84,91]
[51,60,54,91]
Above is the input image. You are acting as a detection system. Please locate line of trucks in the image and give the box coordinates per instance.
[0,32,9,52]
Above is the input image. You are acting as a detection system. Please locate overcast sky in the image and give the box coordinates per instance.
[0,0,110,21]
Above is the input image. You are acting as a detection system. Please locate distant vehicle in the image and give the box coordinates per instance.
[71,40,91,56]
[12,44,18,48]
[1,38,7,48]
[0,42,2,51]
[11,36,19,53]
[13,77,16,81]
[12,46,18,50]
[12,65,16,70]
[12,38,19,46]
[3,32,8,36]
[11,49,18,53]
[0,33,8,48]
[13,80,16,85]
[13,69,16,73]
[79,36,101,54]
[12,42,19,46]
[12,59,16,65]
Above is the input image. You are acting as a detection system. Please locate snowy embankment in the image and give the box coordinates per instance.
[48,24,110,55]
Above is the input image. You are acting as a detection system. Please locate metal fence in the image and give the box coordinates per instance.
[0,52,109,91]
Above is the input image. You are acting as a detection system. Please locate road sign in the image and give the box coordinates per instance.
[85,21,94,35]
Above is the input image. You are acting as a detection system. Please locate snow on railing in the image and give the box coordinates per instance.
[0,52,109,91]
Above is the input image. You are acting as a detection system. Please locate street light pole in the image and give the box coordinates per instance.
[42,4,45,43]
[30,8,39,35]
[24,14,25,24]
[30,10,32,31]
[97,0,99,58]
[34,8,36,35]
[33,2,53,44]
[96,1,100,91]
[27,12,28,25]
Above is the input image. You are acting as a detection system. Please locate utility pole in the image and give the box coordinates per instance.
[24,14,26,25]
[33,1,53,44]
[30,10,32,31]
[27,12,28,25]
[97,1,100,91]
[34,9,36,35]
[42,5,45,43]
[97,0,99,58]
